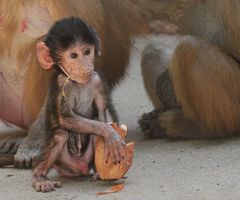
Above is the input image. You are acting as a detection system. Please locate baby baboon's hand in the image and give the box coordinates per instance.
[103,125,126,164]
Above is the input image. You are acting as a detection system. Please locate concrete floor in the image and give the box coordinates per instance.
[1,35,240,200]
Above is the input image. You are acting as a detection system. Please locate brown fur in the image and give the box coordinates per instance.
[170,36,240,137]
[140,0,240,139]
[170,0,240,137]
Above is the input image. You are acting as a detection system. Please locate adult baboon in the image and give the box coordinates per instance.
[140,0,240,139]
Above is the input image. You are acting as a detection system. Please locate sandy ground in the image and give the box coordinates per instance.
[1,35,240,200]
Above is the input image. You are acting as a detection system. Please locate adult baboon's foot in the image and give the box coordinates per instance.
[14,107,47,168]
[138,109,165,138]
[14,135,44,168]
[159,109,205,139]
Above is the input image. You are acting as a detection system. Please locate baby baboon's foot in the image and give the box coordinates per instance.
[92,172,100,181]
[33,177,62,193]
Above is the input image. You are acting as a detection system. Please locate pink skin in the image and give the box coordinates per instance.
[54,135,96,177]
[0,72,27,129]
[21,18,28,33]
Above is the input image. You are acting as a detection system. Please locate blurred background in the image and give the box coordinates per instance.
[130,0,193,34]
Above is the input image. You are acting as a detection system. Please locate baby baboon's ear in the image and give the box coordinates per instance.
[36,42,54,69]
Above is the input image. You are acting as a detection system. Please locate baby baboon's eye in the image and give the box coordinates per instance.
[83,49,91,56]
[70,52,78,58]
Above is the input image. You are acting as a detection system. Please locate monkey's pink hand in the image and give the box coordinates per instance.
[103,125,126,164]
